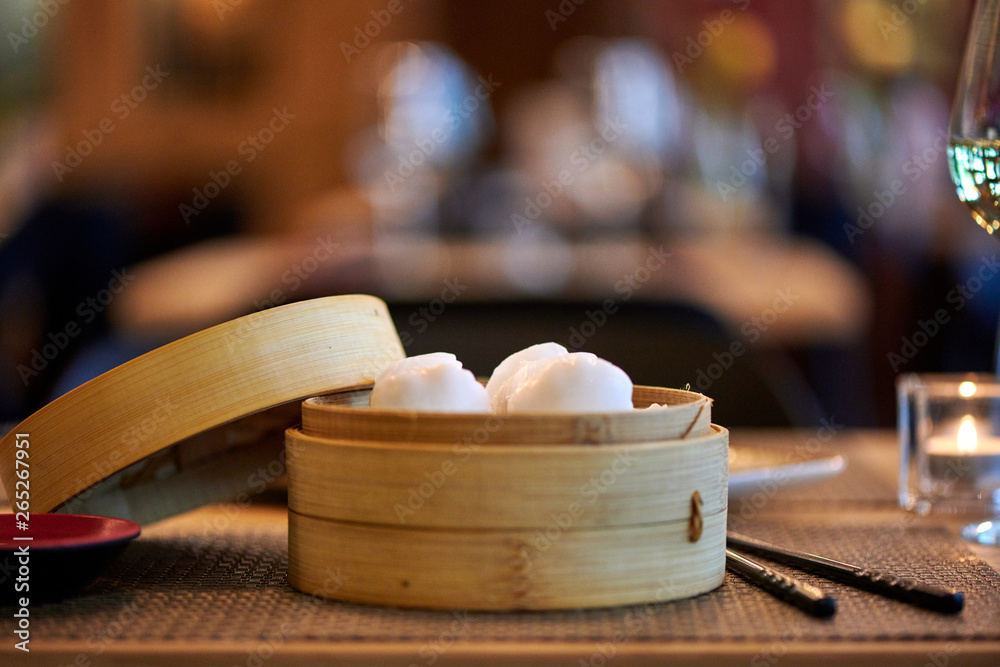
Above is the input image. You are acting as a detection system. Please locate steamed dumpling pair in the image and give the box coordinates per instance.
[369,343,633,414]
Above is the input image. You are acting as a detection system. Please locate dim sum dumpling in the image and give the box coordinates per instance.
[370,353,490,413]
[486,342,567,413]
[506,352,633,414]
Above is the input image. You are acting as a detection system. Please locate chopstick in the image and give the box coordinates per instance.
[727,531,964,614]
[725,549,837,617]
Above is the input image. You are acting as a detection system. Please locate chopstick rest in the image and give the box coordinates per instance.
[727,532,964,614]
[725,549,837,617]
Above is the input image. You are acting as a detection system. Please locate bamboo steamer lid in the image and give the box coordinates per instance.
[287,385,728,611]
[0,295,405,525]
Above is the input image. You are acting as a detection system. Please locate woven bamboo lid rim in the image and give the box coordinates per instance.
[307,385,710,411]
[333,399,710,421]
[301,385,713,444]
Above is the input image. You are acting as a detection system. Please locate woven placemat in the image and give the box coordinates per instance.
[728,431,899,513]
[4,514,999,649]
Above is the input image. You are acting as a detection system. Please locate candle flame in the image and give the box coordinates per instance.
[958,381,977,397]
[957,416,978,453]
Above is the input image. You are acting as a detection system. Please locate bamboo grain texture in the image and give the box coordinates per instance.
[288,509,727,610]
[286,425,729,529]
[0,295,405,523]
[60,402,301,524]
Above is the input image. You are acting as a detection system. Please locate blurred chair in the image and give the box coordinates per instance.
[388,299,826,427]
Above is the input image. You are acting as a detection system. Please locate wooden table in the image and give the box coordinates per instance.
[2,429,999,666]
[110,234,872,349]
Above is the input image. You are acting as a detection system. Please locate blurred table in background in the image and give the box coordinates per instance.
[111,234,871,349]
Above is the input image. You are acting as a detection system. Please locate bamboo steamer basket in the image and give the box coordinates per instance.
[287,386,728,610]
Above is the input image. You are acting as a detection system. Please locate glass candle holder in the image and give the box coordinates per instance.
[898,373,1000,517]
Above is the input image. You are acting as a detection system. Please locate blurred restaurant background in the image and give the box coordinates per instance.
[0,0,991,428]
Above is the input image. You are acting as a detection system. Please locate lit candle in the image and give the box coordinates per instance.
[926,416,1000,489]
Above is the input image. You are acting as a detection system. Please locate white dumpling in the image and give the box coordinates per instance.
[497,355,564,413]
[486,342,567,413]
[506,352,633,413]
[370,354,489,413]
[374,352,459,384]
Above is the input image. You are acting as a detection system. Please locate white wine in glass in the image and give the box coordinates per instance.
[949,138,1000,235]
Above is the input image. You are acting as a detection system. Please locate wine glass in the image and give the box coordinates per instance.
[948,0,1000,545]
